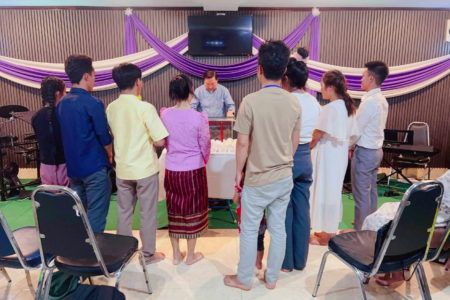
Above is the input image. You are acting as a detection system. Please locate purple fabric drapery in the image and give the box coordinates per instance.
[0,38,188,88]
[129,13,315,81]
[1,11,449,93]
[308,58,450,92]
[307,16,320,97]
[124,14,137,56]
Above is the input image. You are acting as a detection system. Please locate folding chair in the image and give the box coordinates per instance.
[0,208,52,298]
[312,181,444,300]
[31,185,152,300]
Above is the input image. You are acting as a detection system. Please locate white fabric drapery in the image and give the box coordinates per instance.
[0,31,449,98]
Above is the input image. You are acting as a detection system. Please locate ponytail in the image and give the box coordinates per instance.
[322,70,355,117]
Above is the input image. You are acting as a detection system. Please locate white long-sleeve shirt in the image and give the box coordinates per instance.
[351,88,389,149]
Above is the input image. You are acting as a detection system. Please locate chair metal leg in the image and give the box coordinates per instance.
[423,164,428,181]
[227,200,237,223]
[43,269,53,300]
[115,270,123,290]
[139,251,153,294]
[0,267,11,282]
[416,262,432,300]
[352,268,368,300]
[388,166,393,186]
[25,270,33,288]
[35,268,47,300]
[312,251,331,297]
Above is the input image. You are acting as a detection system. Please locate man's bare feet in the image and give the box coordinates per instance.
[186,252,204,265]
[255,251,264,270]
[173,251,186,265]
[224,275,251,291]
[376,271,404,286]
[281,268,292,273]
[146,252,165,265]
[264,270,277,289]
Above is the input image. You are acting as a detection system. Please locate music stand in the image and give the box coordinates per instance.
[379,129,414,185]
[383,129,414,146]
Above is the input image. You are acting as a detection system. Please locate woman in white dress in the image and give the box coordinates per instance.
[309,70,359,245]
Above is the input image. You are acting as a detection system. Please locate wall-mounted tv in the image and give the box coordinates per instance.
[188,15,253,56]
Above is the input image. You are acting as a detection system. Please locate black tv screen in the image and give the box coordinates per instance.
[188,15,253,56]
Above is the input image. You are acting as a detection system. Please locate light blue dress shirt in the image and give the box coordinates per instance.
[191,84,236,118]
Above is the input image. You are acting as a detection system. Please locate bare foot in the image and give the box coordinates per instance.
[313,231,326,237]
[338,229,356,234]
[146,252,165,265]
[376,272,404,286]
[309,235,334,246]
[224,275,251,291]
[264,270,277,289]
[186,252,204,265]
[255,251,264,270]
[173,251,186,265]
[281,268,292,273]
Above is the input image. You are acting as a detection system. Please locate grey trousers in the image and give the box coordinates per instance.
[116,173,159,257]
[351,147,383,231]
[237,176,293,287]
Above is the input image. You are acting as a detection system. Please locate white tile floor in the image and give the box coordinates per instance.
[1,229,450,300]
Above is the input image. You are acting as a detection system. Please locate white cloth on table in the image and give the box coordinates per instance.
[363,170,450,231]
[310,100,359,233]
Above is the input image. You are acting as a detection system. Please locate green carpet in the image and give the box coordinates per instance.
[0,180,411,231]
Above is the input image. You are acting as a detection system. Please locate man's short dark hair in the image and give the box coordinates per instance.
[203,70,218,80]
[258,41,290,80]
[64,54,94,84]
[112,63,142,91]
[365,61,389,86]
[297,47,309,59]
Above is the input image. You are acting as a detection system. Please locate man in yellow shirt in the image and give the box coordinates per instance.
[107,63,169,264]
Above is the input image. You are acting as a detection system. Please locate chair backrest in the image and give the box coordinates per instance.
[31,185,107,272]
[371,181,443,275]
[0,209,28,268]
[407,122,429,146]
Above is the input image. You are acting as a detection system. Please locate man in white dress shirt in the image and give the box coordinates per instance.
[350,61,390,231]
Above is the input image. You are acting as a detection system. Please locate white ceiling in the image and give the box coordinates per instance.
[0,0,448,8]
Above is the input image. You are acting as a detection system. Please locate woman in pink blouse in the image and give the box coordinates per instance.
[160,74,211,266]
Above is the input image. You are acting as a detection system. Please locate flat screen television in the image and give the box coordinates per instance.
[188,15,253,56]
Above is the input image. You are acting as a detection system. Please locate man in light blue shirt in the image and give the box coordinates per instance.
[191,70,236,118]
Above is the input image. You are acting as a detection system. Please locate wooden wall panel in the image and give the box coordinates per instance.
[0,8,449,168]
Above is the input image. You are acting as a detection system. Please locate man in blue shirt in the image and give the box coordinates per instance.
[56,54,113,233]
[191,70,236,118]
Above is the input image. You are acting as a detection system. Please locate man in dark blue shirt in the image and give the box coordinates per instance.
[56,54,112,233]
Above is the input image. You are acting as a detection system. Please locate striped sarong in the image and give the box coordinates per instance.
[165,167,209,239]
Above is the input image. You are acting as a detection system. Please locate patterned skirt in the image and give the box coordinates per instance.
[165,167,209,239]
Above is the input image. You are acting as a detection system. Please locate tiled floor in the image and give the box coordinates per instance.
[1,229,450,300]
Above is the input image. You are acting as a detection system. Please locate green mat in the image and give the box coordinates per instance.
[0,180,410,231]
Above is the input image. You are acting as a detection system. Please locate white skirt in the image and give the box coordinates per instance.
[310,137,349,233]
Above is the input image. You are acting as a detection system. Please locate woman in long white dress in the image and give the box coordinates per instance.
[309,70,359,245]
